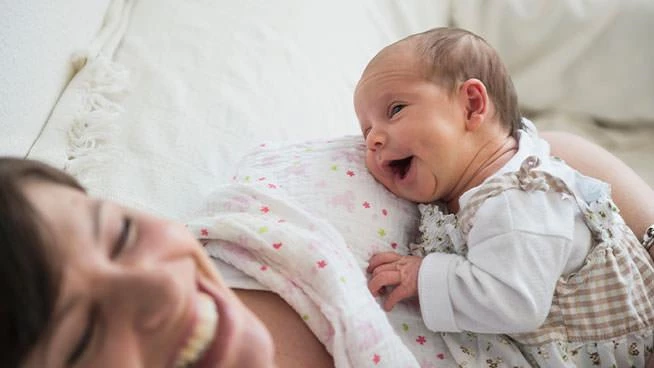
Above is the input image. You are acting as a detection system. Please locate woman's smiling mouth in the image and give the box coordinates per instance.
[173,291,219,368]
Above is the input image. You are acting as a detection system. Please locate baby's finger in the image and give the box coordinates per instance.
[384,284,414,312]
[367,270,401,296]
[367,252,402,273]
[370,262,397,277]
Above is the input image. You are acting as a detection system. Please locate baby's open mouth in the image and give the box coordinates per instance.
[389,156,413,179]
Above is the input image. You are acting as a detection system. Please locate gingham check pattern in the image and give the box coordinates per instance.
[458,156,654,346]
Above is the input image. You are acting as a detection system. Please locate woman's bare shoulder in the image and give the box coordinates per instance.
[234,289,334,368]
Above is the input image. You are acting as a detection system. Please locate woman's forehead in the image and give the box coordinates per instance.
[23,181,96,260]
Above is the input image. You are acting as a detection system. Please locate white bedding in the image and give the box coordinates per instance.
[28,0,453,220]
[0,0,112,157]
[453,0,654,125]
[26,0,654,222]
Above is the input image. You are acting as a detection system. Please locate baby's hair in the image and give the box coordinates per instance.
[405,27,523,137]
[0,157,85,367]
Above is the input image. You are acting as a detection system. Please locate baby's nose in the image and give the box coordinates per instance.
[366,130,385,151]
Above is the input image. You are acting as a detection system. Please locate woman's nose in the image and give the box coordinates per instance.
[104,264,185,334]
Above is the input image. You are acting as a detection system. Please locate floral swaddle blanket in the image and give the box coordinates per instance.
[187,184,420,367]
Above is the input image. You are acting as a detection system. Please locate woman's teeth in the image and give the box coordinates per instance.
[174,292,219,368]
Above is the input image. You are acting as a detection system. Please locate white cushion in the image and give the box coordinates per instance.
[453,0,654,125]
[0,0,112,157]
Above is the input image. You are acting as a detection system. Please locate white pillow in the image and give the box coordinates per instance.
[232,135,420,269]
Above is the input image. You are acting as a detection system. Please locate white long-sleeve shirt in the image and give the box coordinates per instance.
[417,121,605,333]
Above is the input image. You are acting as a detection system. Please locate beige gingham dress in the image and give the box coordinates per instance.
[455,156,654,367]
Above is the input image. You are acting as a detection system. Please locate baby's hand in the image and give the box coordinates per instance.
[367,252,422,312]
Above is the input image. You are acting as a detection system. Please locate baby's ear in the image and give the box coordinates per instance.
[459,78,489,131]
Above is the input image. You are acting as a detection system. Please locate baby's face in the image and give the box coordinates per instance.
[353,46,470,203]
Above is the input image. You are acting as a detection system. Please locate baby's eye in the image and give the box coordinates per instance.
[363,127,371,139]
[388,104,405,118]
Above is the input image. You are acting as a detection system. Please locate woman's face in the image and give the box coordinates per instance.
[23,181,275,368]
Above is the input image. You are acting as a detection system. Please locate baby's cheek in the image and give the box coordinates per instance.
[364,154,374,169]
[365,156,382,179]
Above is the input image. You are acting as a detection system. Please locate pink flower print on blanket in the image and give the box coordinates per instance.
[330,190,356,212]
[220,193,253,212]
[283,159,308,177]
[331,146,366,164]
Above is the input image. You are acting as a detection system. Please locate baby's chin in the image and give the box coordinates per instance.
[388,184,433,203]
[376,182,416,203]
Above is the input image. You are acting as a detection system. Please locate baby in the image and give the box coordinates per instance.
[356,27,654,367]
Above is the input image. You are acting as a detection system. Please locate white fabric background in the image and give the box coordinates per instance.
[0,0,111,157]
[453,0,654,125]
[29,0,452,221]
[22,0,654,225]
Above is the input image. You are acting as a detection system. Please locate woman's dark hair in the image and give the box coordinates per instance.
[0,157,85,367]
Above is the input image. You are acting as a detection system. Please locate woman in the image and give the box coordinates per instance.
[1,158,277,368]
[543,131,654,244]
[2,132,653,367]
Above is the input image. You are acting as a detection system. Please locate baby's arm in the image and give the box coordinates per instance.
[417,190,576,333]
[542,131,654,243]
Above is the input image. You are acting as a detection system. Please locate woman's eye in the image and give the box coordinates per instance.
[389,104,405,117]
[111,217,133,259]
[67,311,95,366]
